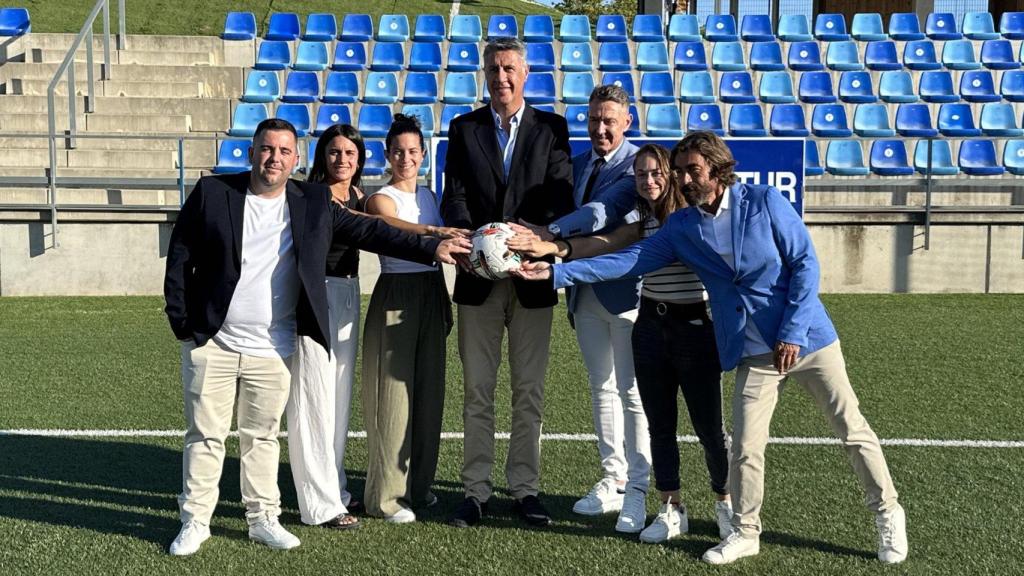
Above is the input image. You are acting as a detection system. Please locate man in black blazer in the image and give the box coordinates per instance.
[441,37,575,528]
[164,118,467,556]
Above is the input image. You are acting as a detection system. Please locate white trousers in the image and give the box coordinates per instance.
[286,276,360,525]
[573,285,651,490]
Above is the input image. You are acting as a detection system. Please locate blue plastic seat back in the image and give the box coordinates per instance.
[711,41,745,71]
[596,15,628,42]
[799,71,836,103]
[879,71,918,103]
[243,70,281,103]
[853,103,894,136]
[526,42,555,72]
[759,71,796,103]
[275,103,310,136]
[1001,12,1024,40]
[825,140,868,175]
[294,41,329,71]
[750,42,784,71]
[332,42,366,71]
[222,12,255,40]
[447,42,481,72]
[728,104,767,136]
[362,72,398,104]
[741,14,774,42]
[926,13,960,40]
[322,72,358,103]
[632,14,664,42]
[601,72,635,101]
[960,70,999,103]
[938,103,981,136]
[896,103,937,136]
[865,41,899,71]
[1001,70,1024,101]
[362,140,388,176]
[980,103,1023,136]
[598,42,631,71]
[636,41,670,71]
[778,14,812,41]
[562,72,597,104]
[645,103,683,137]
[562,42,594,72]
[805,141,824,176]
[443,72,479,104]
[914,139,957,174]
[686,104,724,135]
[815,13,849,41]
[788,41,823,71]
[668,14,701,42]
[214,140,252,173]
[313,104,352,135]
[357,107,393,138]
[266,13,300,41]
[401,104,436,136]
[524,15,554,42]
[826,40,863,71]
[559,15,591,42]
[487,15,518,40]
[811,103,851,137]
[903,40,940,70]
[371,42,405,71]
[340,14,373,42]
[870,140,913,175]
[229,103,269,136]
[981,40,1019,70]
[524,72,556,104]
[719,72,755,103]
[450,15,482,42]
[679,71,716,103]
[439,104,472,136]
[962,11,999,40]
[377,14,410,42]
[414,14,446,42]
[888,13,924,41]
[564,104,590,136]
[408,42,442,72]
[402,72,438,104]
[1002,140,1024,174]
[852,13,887,41]
[256,40,290,70]
[625,104,642,136]
[959,140,1005,174]
[705,14,738,42]
[838,71,877,103]
[304,14,337,41]
[418,147,432,175]
[769,104,809,136]
[674,42,708,71]
[919,70,958,103]
[942,40,980,70]
[639,72,674,104]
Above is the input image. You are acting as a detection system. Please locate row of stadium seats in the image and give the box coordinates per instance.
[213,137,429,177]
[0,7,29,36]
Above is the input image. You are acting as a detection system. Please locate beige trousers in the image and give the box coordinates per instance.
[178,339,292,525]
[458,278,553,501]
[730,340,899,537]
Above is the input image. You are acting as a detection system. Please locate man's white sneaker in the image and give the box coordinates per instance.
[639,500,688,543]
[714,499,734,539]
[385,507,417,524]
[572,477,624,515]
[702,532,760,565]
[876,504,908,564]
[614,487,647,533]
[248,516,300,550]
[169,520,210,556]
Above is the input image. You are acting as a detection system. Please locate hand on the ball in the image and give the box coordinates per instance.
[426,225,471,239]
[516,218,554,242]
[511,260,553,281]
[435,237,472,265]
[506,223,557,258]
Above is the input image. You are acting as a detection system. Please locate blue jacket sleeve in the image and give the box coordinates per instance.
[765,187,820,347]
[550,172,637,237]
[553,219,679,289]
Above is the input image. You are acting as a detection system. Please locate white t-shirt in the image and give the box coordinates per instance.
[214,189,300,358]
[370,185,440,274]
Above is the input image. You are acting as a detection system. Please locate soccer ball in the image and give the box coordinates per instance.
[469,222,522,280]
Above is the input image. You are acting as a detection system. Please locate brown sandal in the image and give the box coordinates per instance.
[320,513,361,530]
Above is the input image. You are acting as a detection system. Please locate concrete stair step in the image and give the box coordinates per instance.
[101,80,208,98]
[0,136,219,164]
[66,149,178,170]
[28,47,215,67]
[0,166,205,179]
[0,94,231,132]
[86,113,193,133]
[0,62,242,86]
[26,33,226,54]
[0,187,183,206]
[0,113,86,132]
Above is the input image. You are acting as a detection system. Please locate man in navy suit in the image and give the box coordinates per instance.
[517,131,908,565]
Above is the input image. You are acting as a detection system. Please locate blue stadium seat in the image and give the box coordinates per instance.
[769,104,809,136]
[304,14,337,41]
[636,41,670,71]
[645,103,683,137]
[561,42,594,71]
[668,14,701,42]
[487,15,518,40]
[741,14,774,42]
[888,13,924,41]
[559,15,591,42]
[370,42,405,71]
[413,14,446,43]
[879,71,918,103]
[1001,70,1024,101]
[981,40,1019,70]
[447,42,481,72]
[962,11,999,40]
[562,72,596,104]
[439,104,472,136]
[213,140,252,173]
[788,41,823,71]
[799,71,836,103]
[602,72,635,101]
[865,41,900,71]
[418,148,432,176]
[222,12,255,40]
[728,104,767,136]
[852,13,887,41]
[903,40,941,70]
[711,41,745,71]
[778,14,812,42]
[402,72,438,104]
[598,42,631,71]
[679,71,716,103]
[749,42,784,71]
[632,14,664,42]
[596,15,628,42]
[1002,140,1024,175]
[759,71,796,104]
[377,14,410,42]
[914,139,958,175]
[853,103,895,137]
[959,140,1005,175]
[332,42,366,71]
[938,103,981,136]
[960,70,999,103]
[926,13,960,41]
[361,72,398,104]
[401,104,435,137]
[980,103,1023,136]
[443,72,479,104]
[815,13,849,41]
[705,14,738,42]
[674,41,708,71]
[449,15,482,42]
[687,104,725,135]
[719,72,755,103]
[826,41,863,71]
[626,104,642,137]
[639,72,674,104]
[408,42,442,72]
[357,106,392,138]
[1000,12,1024,39]
[870,140,913,176]
[321,72,358,103]
[811,104,852,137]
[526,42,555,72]
[565,104,590,136]
[275,103,310,136]
[340,14,372,42]
[266,13,300,41]
[805,141,824,176]
[919,70,958,103]
[228,103,269,136]
[524,72,556,104]
[523,15,554,42]
[896,103,938,137]
[242,70,281,103]
[293,41,329,71]
[255,40,290,71]
[313,104,352,135]
[942,40,980,70]
[362,140,387,176]
[825,140,868,175]
[838,71,877,103]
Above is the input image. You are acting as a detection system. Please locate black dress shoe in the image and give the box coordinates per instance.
[513,495,551,527]
[319,513,361,530]
[448,497,488,528]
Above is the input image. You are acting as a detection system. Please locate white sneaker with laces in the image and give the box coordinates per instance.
[385,507,417,524]
[702,531,760,565]
[614,487,647,533]
[169,520,210,556]
[876,504,908,564]
[639,499,688,543]
[248,516,300,550]
[714,499,734,539]
[572,477,624,516]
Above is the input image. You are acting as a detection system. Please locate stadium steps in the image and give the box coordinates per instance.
[0,187,191,206]
[0,147,178,170]
[0,62,244,97]
[0,111,191,133]
[19,33,232,64]
[0,95,230,132]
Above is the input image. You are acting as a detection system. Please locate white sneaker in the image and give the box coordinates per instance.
[702,531,760,565]
[614,487,647,533]
[169,520,210,556]
[876,504,908,564]
[572,477,624,516]
[385,507,417,524]
[714,499,734,539]
[639,500,688,543]
[248,516,300,550]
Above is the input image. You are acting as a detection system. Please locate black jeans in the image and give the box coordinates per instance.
[632,297,729,495]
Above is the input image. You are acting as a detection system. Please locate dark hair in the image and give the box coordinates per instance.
[384,113,425,153]
[589,84,631,108]
[634,144,684,224]
[307,124,365,188]
[670,131,738,187]
[253,117,297,143]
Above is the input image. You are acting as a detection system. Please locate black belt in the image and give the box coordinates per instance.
[641,296,708,319]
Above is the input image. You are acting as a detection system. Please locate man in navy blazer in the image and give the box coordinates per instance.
[518,132,908,565]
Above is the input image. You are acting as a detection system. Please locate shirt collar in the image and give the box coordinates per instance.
[697,184,730,219]
[491,104,526,131]
[590,139,625,165]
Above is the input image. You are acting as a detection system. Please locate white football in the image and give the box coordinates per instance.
[469,222,522,280]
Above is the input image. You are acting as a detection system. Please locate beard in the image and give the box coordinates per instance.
[681,181,715,207]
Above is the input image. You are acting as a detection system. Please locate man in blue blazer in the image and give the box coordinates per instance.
[517,132,908,565]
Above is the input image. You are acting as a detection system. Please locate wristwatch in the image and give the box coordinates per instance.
[547,223,561,238]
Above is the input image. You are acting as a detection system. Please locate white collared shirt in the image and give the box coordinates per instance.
[491,104,526,180]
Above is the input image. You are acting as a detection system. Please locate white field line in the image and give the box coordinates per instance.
[1,429,1022,448]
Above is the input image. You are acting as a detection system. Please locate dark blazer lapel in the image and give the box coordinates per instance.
[472,111,505,182]
[227,176,246,267]
[730,184,747,273]
[286,180,306,259]
[504,106,539,211]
